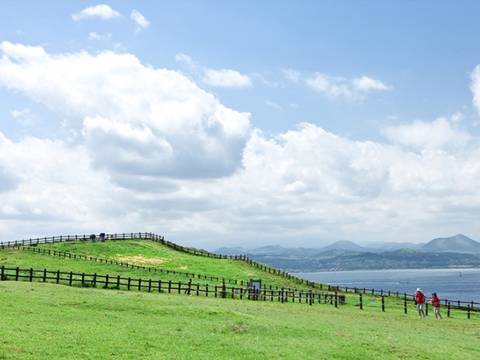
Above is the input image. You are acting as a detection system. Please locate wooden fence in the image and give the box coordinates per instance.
[1,265,478,319]
[0,265,330,305]
[1,232,479,312]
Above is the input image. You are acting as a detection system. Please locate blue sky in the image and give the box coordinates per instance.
[1,1,480,247]
[3,1,480,139]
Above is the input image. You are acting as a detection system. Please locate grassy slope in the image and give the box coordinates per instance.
[1,281,479,360]
[6,240,309,289]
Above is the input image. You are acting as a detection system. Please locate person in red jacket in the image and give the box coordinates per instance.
[430,292,443,319]
[415,288,426,318]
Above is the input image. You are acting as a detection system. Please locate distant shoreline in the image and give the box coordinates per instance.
[293,267,480,274]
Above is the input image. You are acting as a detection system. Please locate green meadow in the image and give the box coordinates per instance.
[0,239,479,359]
[1,281,479,360]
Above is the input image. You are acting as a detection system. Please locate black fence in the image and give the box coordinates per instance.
[0,265,331,305]
[1,232,479,311]
[1,265,478,319]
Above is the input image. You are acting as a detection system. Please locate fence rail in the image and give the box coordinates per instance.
[1,232,479,309]
[0,265,478,318]
[0,265,332,305]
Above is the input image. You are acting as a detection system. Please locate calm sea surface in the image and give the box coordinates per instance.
[296,268,480,303]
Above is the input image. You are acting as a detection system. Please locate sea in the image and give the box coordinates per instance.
[296,268,480,303]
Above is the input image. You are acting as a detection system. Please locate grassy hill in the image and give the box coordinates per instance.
[0,236,479,359]
[0,239,312,289]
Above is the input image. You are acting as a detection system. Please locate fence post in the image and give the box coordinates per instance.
[56,270,60,284]
[309,290,313,305]
[148,279,152,292]
[467,305,471,319]
[168,280,171,293]
[117,275,120,289]
[158,280,162,293]
[81,273,85,286]
[334,292,338,308]
[359,293,363,310]
[447,302,451,317]
[92,273,96,287]
[425,303,428,316]
[403,293,407,314]
[1,265,6,280]
[15,267,19,281]
[69,271,73,286]
[381,295,385,312]
[29,268,33,282]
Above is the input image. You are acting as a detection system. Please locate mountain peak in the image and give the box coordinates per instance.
[319,240,371,253]
[423,234,480,253]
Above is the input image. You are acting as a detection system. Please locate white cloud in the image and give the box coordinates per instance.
[471,65,480,115]
[88,32,112,41]
[0,42,251,180]
[283,68,301,83]
[383,116,471,150]
[130,10,150,30]
[72,4,121,21]
[305,73,391,99]
[265,100,283,111]
[175,53,252,89]
[175,53,197,72]
[352,76,391,92]
[202,68,252,88]
[10,108,36,127]
[1,42,480,247]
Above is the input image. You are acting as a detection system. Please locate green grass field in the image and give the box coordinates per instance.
[0,281,479,360]
[1,238,479,359]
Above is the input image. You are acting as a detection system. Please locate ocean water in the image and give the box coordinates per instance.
[296,268,480,303]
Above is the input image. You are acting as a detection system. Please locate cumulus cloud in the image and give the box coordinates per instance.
[0,166,18,193]
[72,4,121,21]
[1,41,480,247]
[0,42,251,180]
[202,68,252,88]
[305,73,391,99]
[383,116,471,150]
[130,10,150,30]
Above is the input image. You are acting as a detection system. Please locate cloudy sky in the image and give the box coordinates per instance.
[1,1,480,248]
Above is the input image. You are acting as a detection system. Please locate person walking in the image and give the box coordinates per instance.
[415,288,426,318]
[430,292,443,319]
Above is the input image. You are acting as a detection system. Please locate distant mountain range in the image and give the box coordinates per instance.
[216,234,480,271]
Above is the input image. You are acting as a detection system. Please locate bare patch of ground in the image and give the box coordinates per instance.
[116,255,167,266]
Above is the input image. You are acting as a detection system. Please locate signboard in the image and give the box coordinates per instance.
[248,279,262,300]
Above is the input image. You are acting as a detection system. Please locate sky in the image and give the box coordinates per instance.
[1,1,480,248]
